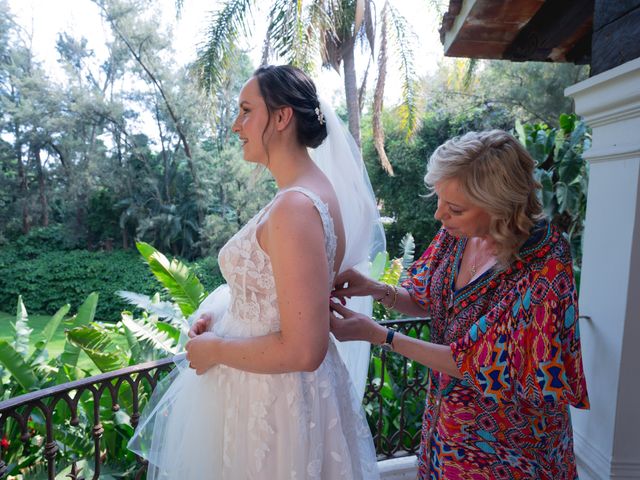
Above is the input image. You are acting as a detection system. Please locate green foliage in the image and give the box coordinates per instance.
[59,293,99,368]
[516,113,591,272]
[66,323,128,373]
[365,324,430,451]
[476,61,589,127]
[8,225,76,257]
[86,189,121,247]
[136,241,206,317]
[364,105,513,254]
[0,248,158,322]
[0,340,38,391]
[0,290,178,476]
[372,233,417,321]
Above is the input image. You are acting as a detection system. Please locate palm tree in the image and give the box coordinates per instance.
[193,0,419,175]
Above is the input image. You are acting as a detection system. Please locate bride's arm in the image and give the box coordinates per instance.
[185,193,331,375]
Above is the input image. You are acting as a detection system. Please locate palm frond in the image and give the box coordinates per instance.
[195,0,255,94]
[354,0,365,35]
[66,325,128,373]
[136,241,206,317]
[116,290,184,325]
[358,56,372,114]
[309,0,336,49]
[387,2,418,138]
[122,315,179,356]
[265,0,320,72]
[363,0,376,53]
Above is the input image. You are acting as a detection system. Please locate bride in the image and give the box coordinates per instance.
[128,65,384,479]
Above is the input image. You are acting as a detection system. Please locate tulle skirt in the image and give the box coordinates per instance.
[128,341,379,480]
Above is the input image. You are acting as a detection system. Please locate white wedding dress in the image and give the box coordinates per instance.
[130,186,380,480]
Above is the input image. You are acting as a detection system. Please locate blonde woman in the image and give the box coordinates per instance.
[331,130,589,479]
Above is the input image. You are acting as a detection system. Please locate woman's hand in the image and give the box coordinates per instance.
[185,332,219,375]
[332,269,382,303]
[188,313,213,338]
[329,301,386,344]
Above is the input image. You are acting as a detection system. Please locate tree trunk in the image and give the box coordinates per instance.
[106,17,204,225]
[342,42,361,148]
[15,142,30,235]
[34,147,49,226]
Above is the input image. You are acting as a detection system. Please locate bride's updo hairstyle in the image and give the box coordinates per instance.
[253,65,328,149]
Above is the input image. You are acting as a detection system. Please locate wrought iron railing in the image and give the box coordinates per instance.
[367,318,430,459]
[0,318,429,478]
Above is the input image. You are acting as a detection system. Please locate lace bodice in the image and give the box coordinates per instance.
[216,187,338,338]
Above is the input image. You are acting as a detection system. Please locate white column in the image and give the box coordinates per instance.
[566,57,640,480]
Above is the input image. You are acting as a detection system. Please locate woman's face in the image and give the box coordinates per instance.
[433,178,492,238]
[232,77,271,164]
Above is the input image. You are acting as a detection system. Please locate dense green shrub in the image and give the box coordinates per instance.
[9,224,76,257]
[190,255,226,293]
[0,249,226,322]
[0,249,158,321]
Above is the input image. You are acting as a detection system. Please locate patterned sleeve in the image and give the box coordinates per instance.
[450,257,590,408]
[400,228,447,311]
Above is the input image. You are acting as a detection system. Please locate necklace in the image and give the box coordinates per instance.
[470,257,478,277]
[469,239,482,277]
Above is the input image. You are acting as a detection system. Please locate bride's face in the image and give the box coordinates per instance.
[232,77,272,164]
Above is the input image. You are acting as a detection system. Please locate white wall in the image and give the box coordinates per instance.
[566,57,640,480]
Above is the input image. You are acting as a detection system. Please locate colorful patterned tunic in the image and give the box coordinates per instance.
[402,221,589,479]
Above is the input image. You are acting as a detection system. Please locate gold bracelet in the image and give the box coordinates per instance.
[387,285,398,309]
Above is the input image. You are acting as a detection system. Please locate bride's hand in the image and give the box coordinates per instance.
[185,332,219,375]
[332,269,382,303]
[188,313,213,338]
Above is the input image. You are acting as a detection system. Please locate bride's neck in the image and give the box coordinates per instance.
[268,144,315,190]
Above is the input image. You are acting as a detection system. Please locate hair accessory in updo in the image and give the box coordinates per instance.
[315,106,325,125]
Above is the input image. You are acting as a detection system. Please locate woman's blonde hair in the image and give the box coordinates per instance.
[425,130,544,267]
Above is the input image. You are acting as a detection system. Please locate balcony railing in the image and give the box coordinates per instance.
[0,318,429,479]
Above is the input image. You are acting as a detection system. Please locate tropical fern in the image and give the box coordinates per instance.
[66,324,128,373]
[136,241,206,317]
[13,296,32,357]
[379,258,403,286]
[398,233,415,282]
[122,314,180,357]
[117,290,184,327]
[372,232,415,292]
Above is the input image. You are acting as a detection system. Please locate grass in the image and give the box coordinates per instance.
[0,310,67,353]
[0,310,103,372]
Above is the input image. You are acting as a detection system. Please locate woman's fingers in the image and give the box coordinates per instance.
[333,269,353,286]
[188,315,212,338]
[329,301,356,317]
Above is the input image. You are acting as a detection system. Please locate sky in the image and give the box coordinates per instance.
[6,0,446,105]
